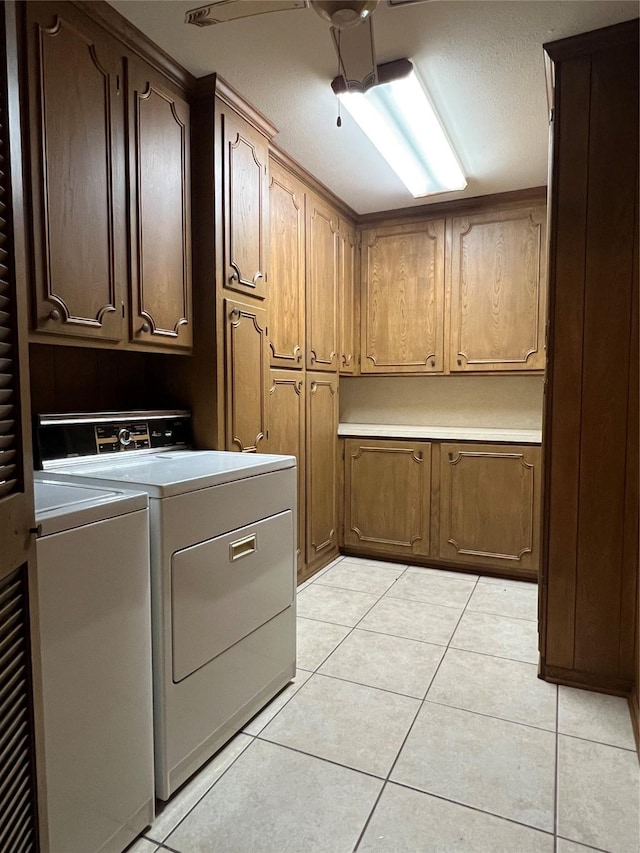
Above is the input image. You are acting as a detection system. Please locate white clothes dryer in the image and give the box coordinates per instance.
[34,412,297,800]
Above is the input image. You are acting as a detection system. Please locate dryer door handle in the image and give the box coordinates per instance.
[229,534,257,562]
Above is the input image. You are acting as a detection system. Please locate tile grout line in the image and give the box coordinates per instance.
[388,778,557,839]
[249,564,413,744]
[352,644,450,852]
[311,668,433,702]
[300,564,413,668]
[143,734,257,846]
[421,695,557,735]
[154,561,551,852]
[253,733,387,782]
[555,835,609,852]
[352,574,482,851]
[556,729,638,754]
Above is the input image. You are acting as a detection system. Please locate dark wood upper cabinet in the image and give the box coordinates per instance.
[23,2,192,352]
[222,108,269,300]
[128,58,191,349]
[24,1,126,342]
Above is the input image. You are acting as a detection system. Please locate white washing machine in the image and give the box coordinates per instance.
[34,412,297,800]
[33,479,154,853]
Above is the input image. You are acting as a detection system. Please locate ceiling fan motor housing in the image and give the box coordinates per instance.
[312,0,379,30]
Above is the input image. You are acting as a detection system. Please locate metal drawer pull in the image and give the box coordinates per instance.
[229,534,257,562]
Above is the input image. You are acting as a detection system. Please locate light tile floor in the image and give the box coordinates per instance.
[129,556,639,853]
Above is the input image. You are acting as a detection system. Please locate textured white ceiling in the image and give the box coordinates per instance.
[109,0,638,214]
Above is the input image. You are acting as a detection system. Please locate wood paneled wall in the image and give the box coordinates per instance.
[29,343,187,415]
[540,20,639,696]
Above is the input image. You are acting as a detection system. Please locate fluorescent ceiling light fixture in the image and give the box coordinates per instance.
[338,68,467,198]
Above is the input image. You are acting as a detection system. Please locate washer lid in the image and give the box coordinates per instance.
[41,450,296,498]
[34,479,148,536]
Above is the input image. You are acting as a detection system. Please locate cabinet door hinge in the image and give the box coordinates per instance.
[116,74,121,95]
[121,302,125,318]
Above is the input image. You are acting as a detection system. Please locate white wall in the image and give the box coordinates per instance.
[339,375,544,429]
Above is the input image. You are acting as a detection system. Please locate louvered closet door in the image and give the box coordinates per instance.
[0,5,38,850]
[0,568,37,852]
[0,2,34,576]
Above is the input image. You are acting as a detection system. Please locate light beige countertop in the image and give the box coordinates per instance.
[337,423,543,444]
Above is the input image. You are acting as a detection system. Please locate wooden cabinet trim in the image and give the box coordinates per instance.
[358,186,547,228]
[71,0,195,92]
[198,73,278,138]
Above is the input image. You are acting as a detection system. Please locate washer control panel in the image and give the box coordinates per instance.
[96,421,151,454]
[34,411,192,468]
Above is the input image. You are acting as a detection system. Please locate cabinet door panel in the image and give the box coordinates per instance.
[265,370,305,571]
[306,195,339,371]
[129,61,191,349]
[306,373,338,565]
[450,207,546,371]
[340,220,357,374]
[438,443,540,575]
[223,110,268,300]
[26,3,125,341]
[268,163,304,367]
[224,298,267,452]
[361,221,444,373]
[344,439,431,557]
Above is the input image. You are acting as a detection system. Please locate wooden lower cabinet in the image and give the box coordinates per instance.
[305,373,339,569]
[343,439,431,558]
[342,437,541,578]
[438,443,541,577]
[224,297,268,452]
[265,370,305,572]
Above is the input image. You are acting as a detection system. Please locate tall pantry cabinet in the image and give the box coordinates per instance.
[266,154,352,579]
[187,79,353,579]
[188,76,276,453]
[539,20,638,704]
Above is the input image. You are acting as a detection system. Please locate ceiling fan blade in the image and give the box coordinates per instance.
[330,18,377,93]
[185,0,308,27]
